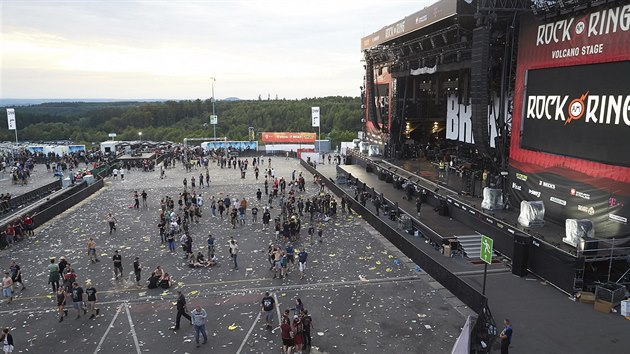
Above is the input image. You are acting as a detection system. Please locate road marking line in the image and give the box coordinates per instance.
[0,276,422,315]
[236,311,261,354]
[274,292,281,328]
[94,303,124,354]
[11,277,268,301]
[125,303,142,354]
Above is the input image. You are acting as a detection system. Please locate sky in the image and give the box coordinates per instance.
[0,0,432,100]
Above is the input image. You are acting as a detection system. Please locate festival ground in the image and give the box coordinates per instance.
[0,157,468,354]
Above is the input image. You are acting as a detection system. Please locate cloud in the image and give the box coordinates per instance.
[1,0,430,99]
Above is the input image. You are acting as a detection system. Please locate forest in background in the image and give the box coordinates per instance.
[1,96,362,148]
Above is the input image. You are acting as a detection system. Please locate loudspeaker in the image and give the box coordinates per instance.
[471,26,490,155]
[512,240,530,277]
[365,57,379,129]
[345,156,352,165]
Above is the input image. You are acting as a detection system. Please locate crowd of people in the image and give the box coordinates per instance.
[1,146,354,353]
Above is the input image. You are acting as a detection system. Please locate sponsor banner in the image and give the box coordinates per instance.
[509,166,630,238]
[521,61,630,166]
[261,132,316,144]
[570,188,591,200]
[360,0,458,50]
[311,107,320,128]
[6,108,16,130]
[203,141,258,151]
[550,196,567,206]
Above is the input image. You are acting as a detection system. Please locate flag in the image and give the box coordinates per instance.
[311,107,320,127]
[6,108,16,130]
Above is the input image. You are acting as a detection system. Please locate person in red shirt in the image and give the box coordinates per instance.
[280,316,293,354]
[23,214,34,236]
[4,225,15,247]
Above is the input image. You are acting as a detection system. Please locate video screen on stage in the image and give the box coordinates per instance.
[521,60,630,167]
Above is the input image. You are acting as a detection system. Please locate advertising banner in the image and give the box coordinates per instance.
[311,107,320,127]
[360,0,458,50]
[261,132,316,143]
[508,7,630,238]
[6,108,16,130]
[203,141,257,151]
[509,164,630,238]
[521,61,630,166]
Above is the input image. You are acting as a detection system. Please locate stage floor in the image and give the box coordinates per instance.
[347,156,576,255]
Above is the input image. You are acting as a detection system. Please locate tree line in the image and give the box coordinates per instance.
[1,96,363,148]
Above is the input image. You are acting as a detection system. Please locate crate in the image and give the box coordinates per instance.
[595,283,626,306]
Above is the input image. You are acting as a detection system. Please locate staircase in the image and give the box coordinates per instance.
[456,234,483,259]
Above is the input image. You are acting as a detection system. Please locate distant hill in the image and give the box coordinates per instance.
[0,98,167,107]
[222,97,241,102]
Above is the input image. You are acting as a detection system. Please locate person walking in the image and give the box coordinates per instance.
[141,190,148,208]
[499,318,513,354]
[70,282,85,319]
[107,213,117,234]
[84,281,100,320]
[48,257,60,293]
[87,238,99,264]
[9,261,25,291]
[298,248,308,279]
[190,305,208,348]
[56,287,68,322]
[133,257,142,287]
[133,191,140,209]
[112,250,123,280]
[1,327,14,354]
[171,290,191,330]
[2,272,13,304]
[261,291,276,330]
[229,239,239,270]
[207,234,215,259]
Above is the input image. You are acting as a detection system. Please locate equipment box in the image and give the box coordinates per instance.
[621,300,630,317]
[594,299,613,314]
[578,291,596,304]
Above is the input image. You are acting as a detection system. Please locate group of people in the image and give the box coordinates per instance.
[261,293,315,354]
[2,215,35,248]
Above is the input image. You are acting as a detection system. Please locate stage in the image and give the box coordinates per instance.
[341,151,630,295]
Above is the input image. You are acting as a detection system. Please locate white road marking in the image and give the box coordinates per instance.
[93,303,124,354]
[235,311,261,354]
[125,303,142,354]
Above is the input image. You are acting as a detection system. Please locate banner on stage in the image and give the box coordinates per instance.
[311,107,320,127]
[6,108,16,130]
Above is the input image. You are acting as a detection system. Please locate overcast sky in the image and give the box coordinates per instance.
[1,0,431,100]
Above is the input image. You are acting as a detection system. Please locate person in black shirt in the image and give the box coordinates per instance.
[133,257,142,286]
[171,290,191,330]
[84,282,99,319]
[112,251,123,280]
[256,189,262,202]
[260,292,275,330]
[71,282,85,319]
[141,190,148,207]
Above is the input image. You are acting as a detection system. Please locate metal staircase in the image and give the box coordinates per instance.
[457,234,483,259]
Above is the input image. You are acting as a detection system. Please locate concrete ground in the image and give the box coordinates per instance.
[0,157,469,354]
[322,162,630,354]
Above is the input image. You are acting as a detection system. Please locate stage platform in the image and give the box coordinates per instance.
[339,152,592,294]
[383,156,575,254]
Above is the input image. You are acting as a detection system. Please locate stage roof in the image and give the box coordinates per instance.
[360,0,461,50]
